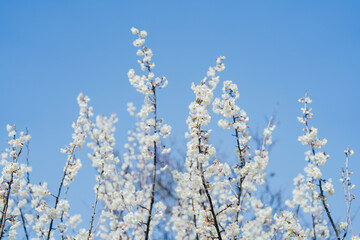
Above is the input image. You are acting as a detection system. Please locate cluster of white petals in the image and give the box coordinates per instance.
[170,57,230,240]
[1,29,359,240]
[170,58,281,239]
[0,93,93,239]
[128,27,167,95]
[0,126,32,240]
[92,27,171,239]
[281,93,357,239]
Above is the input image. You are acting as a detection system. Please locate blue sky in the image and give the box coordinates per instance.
[1,0,360,234]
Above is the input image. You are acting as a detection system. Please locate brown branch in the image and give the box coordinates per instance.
[318,179,340,240]
[216,203,232,216]
[341,149,354,239]
[311,213,317,240]
[46,145,75,240]
[0,147,22,239]
[144,84,158,240]
[19,206,29,240]
[0,173,14,239]
[88,164,104,239]
[301,98,339,240]
[200,163,222,240]
[191,199,199,240]
[232,116,245,223]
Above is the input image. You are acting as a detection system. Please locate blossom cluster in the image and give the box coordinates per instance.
[0,28,359,240]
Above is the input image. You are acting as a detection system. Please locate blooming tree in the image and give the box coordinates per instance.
[0,28,359,240]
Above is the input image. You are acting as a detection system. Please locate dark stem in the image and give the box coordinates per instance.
[46,146,75,240]
[0,148,22,239]
[311,213,317,240]
[0,173,14,239]
[19,207,29,240]
[200,163,223,240]
[233,116,245,168]
[303,105,340,240]
[59,186,69,240]
[195,122,222,239]
[308,137,339,237]
[144,84,158,240]
[318,179,340,240]
[191,199,199,240]
[233,116,245,223]
[88,164,104,239]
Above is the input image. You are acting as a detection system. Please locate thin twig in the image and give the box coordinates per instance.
[200,163,222,240]
[46,145,75,240]
[88,164,104,239]
[19,207,29,240]
[0,147,22,239]
[144,84,158,240]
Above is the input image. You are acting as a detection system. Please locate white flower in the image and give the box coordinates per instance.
[128,69,136,78]
[6,124,13,132]
[136,49,143,56]
[323,178,334,195]
[57,199,70,212]
[133,38,145,47]
[8,130,16,137]
[160,124,171,138]
[338,222,348,230]
[218,119,231,129]
[130,27,139,35]
[140,30,147,37]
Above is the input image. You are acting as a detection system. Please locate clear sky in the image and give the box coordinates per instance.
[1,0,360,235]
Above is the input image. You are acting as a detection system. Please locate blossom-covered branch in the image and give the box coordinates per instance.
[1,28,359,240]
